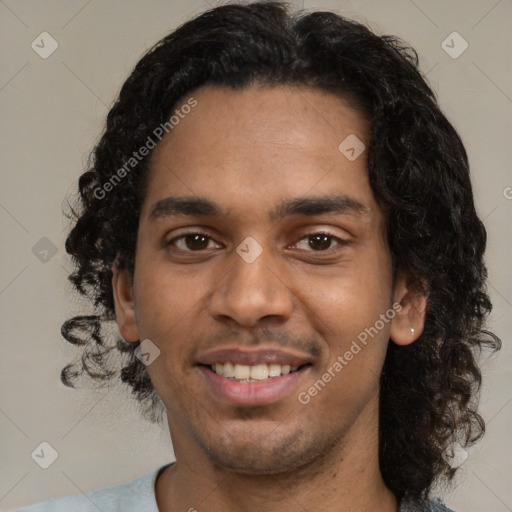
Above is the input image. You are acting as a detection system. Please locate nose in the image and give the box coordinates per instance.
[207,244,294,327]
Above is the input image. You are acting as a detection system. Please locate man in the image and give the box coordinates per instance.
[15,1,500,511]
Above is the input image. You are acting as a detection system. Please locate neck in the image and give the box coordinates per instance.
[155,399,398,512]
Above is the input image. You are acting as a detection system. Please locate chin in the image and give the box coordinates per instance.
[208,447,312,475]
[197,423,337,476]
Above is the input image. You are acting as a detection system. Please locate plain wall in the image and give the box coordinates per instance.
[1,0,511,510]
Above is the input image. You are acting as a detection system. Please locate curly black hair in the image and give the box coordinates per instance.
[60,0,500,503]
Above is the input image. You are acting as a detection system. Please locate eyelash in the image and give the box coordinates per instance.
[166,230,347,253]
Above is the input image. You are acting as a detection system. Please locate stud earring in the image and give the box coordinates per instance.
[410,327,415,335]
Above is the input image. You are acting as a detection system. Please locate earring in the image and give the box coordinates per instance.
[410,327,415,335]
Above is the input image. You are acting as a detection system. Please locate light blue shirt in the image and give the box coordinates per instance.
[13,464,454,511]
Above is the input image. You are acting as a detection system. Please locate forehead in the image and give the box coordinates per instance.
[142,84,374,219]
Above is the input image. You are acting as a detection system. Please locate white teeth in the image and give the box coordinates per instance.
[223,362,235,378]
[268,363,282,377]
[234,364,251,380]
[211,362,302,381]
[250,364,269,380]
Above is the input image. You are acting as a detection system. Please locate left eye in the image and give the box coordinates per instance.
[293,232,343,251]
[169,233,222,251]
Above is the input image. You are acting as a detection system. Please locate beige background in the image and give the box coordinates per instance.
[1,0,511,510]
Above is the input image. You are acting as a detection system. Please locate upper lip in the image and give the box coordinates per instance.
[197,347,313,367]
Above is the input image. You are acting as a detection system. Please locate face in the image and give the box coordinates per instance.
[113,84,422,475]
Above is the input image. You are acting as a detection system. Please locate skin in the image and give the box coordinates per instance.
[113,84,426,512]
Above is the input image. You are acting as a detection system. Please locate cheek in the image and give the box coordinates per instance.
[132,264,207,401]
[132,254,209,345]
[295,249,393,380]
[298,279,392,414]
[301,260,392,334]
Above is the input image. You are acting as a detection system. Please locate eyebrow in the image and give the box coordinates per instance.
[148,193,368,222]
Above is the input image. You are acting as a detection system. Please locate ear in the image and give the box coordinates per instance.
[112,261,139,342]
[390,271,427,346]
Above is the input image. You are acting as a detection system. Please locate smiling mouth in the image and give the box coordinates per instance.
[201,362,311,383]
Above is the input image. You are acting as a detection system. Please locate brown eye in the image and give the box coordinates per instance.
[308,233,333,251]
[183,234,210,251]
[294,232,343,252]
[168,232,221,252]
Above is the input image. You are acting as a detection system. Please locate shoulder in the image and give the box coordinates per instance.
[400,497,456,512]
[11,465,171,512]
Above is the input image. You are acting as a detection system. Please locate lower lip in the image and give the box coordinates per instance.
[198,366,310,407]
